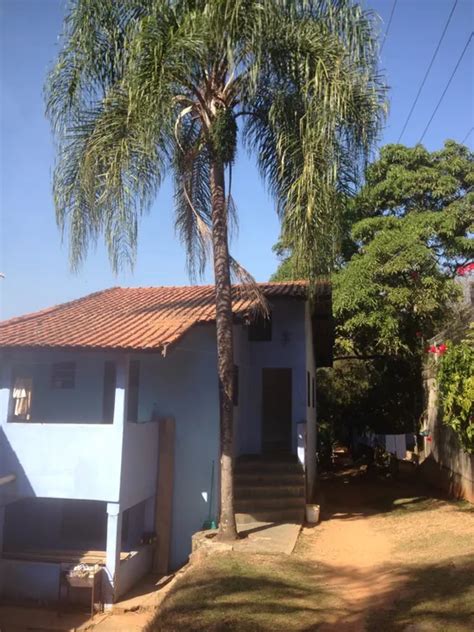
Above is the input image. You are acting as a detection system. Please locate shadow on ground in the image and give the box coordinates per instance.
[317,466,468,522]
[145,552,474,632]
[146,469,474,632]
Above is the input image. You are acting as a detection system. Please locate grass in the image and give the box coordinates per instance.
[366,555,474,632]
[147,553,343,631]
[148,473,474,632]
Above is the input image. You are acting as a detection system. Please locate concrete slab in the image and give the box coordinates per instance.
[236,522,301,555]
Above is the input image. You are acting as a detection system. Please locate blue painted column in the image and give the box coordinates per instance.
[0,363,12,426]
[0,505,5,551]
[104,357,128,606]
[104,501,123,606]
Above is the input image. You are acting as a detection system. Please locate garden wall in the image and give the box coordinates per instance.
[421,371,474,503]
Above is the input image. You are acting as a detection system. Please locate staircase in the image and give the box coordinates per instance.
[234,454,306,525]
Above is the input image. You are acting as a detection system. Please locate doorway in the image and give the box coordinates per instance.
[261,368,292,453]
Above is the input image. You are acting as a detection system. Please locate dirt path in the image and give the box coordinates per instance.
[3,470,472,631]
[293,468,474,631]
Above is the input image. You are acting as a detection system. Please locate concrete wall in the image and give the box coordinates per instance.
[304,302,317,500]
[118,546,154,598]
[0,350,108,424]
[0,422,123,501]
[422,373,474,503]
[3,498,107,552]
[0,296,315,585]
[0,352,163,506]
[0,559,60,601]
[148,326,220,570]
[120,423,159,511]
[234,299,308,456]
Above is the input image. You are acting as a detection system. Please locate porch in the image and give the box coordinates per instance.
[0,496,155,606]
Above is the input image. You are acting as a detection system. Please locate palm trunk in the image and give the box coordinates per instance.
[210,157,238,541]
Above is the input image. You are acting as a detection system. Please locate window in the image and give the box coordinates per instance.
[248,314,272,341]
[11,375,33,421]
[102,361,116,423]
[127,360,140,422]
[51,362,75,389]
[233,365,239,406]
[307,371,311,407]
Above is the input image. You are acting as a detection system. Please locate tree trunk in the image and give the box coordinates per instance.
[210,157,238,541]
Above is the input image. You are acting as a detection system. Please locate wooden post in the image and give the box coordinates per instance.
[153,416,175,574]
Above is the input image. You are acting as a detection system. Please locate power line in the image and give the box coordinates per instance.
[462,127,474,144]
[398,0,459,142]
[419,32,473,144]
[380,0,399,55]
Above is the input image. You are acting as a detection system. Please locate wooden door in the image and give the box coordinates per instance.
[262,368,292,453]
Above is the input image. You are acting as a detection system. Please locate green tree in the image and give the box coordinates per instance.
[274,141,473,439]
[335,141,473,356]
[45,0,385,539]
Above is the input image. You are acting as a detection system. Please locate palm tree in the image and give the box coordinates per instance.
[45,0,385,541]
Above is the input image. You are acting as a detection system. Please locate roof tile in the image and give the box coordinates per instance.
[0,282,313,352]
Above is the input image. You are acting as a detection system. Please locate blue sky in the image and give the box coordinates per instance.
[0,0,473,319]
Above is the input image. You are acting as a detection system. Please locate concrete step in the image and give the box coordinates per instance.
[235,460,303,474]
[235,484,305,500]
[234,473,305,487]
[235,496,305,512]
[236,508,305,525]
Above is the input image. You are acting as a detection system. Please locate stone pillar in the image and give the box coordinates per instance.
[104,502,122,607]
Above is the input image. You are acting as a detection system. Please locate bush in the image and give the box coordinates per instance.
[437,331,474,453]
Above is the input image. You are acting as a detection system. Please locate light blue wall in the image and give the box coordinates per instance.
[0,560,60,601]
[234,299,308,455]
[119,422,159,511]
[0,296,314,588]
[141,326,220,570]
[0,351,161,506]
[2,351,107,423]
[305,302,317,499]
[3,498,107,552]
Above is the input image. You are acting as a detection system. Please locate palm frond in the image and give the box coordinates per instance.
[230,256,269,318]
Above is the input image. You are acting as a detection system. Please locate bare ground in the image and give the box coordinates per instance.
[2,469,472,631]
[149,468,474,632]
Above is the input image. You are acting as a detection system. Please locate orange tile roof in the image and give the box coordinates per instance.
[0,282,312,353]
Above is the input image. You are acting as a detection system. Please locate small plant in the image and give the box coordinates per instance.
[437,328,474,453]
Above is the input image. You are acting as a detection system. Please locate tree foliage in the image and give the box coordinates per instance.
[437,326,474,454]
[273,141,473,437]
[335,141,473,356]
[45,0,386,278]
[46,0,386,534]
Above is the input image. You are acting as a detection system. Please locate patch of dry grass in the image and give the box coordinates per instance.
[148,474,474,632]
[147,552,343,632]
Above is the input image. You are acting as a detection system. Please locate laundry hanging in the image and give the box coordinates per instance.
[12,377,32,419]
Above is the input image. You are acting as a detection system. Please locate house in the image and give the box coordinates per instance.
[0,281,332,607]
